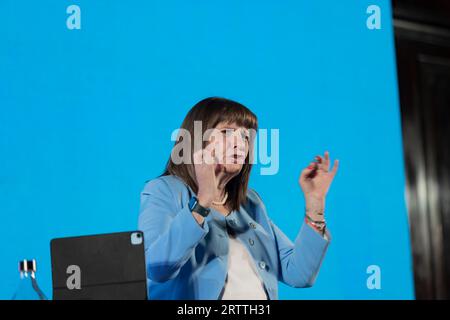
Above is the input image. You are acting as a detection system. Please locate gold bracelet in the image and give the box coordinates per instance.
[305,213,326,224]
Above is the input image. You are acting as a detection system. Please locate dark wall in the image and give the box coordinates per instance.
[394,0,450,299]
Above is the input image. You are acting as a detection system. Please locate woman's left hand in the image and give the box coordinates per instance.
[299,151,339,218]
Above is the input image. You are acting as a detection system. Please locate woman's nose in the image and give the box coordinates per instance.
[233,139,247,154]
[229,133,245,148]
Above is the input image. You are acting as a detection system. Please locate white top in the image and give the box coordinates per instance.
[221,233,268,300]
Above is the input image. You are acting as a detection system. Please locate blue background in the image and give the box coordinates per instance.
[0,0,414,299]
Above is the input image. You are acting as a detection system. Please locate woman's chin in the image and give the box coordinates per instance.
[221,162,243,174]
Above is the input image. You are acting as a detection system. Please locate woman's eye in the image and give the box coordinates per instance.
[240,130,250,141]
[219,128,249,141]
[221,129,234,136]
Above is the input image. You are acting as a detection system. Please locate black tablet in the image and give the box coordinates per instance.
[50,231,147,300]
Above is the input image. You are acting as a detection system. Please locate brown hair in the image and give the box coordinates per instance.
[163,97,258,211]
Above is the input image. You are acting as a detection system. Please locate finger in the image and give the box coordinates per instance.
[300,166,315,180]
[304,161,319,178]
[331,159,339,176]
[213,139,226,164]
[308,161,318,170]
[315,155,324,163]
[203,148,215,165]
[210,140,216,160]
[193,148,203,165]
[324,151,330,169]
[314,155,327,171]
[302,161,317,173]
[205,140,221,165]
[205,138,219,152]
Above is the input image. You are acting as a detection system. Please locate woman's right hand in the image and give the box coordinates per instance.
[193,141,219,208]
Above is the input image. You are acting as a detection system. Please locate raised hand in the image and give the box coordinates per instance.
[193,140,220,208]
[299,151,339,220]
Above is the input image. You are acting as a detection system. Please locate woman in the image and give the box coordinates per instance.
[138,97,339,300]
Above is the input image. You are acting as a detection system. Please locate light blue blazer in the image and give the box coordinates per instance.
[138,174,330,300]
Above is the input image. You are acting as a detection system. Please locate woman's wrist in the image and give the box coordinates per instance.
[197,192,213,208]
[304,214,326,235]
[304,194,326,221]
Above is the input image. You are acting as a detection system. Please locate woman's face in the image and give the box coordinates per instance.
[210,121,250,175]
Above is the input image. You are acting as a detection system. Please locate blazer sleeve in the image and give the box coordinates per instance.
[270,219,331,288]
[138,178,210,282]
